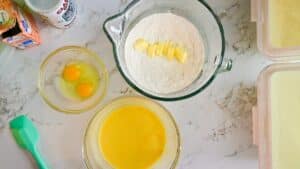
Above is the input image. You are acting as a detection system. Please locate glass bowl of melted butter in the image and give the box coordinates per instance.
[39,46,108,114]
[83,96,180,169]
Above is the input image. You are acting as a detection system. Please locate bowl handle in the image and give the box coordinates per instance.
[217,58,233,73]
[103,14,126,44]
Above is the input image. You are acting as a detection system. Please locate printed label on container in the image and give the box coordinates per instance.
[17,39,37,49]
[39,0,77,28]
[62,0,76,23]
[17,8,32,33]
[4,35,25,43]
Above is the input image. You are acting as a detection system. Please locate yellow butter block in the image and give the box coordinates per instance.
[167,45,175,60]
[133,39,188,63]
[134,38,149,52]
[175,47,188,63]
[162,42,171,57]
[156,42,164,56]
[147,44,157,57]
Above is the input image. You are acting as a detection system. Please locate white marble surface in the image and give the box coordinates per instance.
[0,0,269,168]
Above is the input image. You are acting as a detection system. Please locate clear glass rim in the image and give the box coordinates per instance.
[38,45,109,114]
[82,95,181,169]
[103,0,226,101]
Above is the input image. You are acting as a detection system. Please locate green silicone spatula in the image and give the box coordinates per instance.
[10,115,49,169]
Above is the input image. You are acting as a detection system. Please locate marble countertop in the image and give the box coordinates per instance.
[0,0,269,168]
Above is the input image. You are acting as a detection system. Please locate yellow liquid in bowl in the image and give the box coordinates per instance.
[270,71,300,169]
[99,105,166,169]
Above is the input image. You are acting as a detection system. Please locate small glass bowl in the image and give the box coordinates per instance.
[83,96,180,169]
[38,46,108,114]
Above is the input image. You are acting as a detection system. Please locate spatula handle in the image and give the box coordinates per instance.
[31,148,49,169]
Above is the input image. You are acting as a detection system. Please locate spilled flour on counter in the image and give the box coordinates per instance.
[218,83,257,121]
[209,83,257,141]
[125,13,205,94]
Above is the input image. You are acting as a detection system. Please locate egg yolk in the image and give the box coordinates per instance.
[59,61,100,100]
[63,64,81,82]
[76,83,94,98]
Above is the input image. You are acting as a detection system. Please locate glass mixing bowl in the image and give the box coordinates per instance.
[83,96,180,169]
[103,0,232,101]
[38,46,108,114]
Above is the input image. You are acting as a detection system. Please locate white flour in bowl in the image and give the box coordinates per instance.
[125,13,205,94]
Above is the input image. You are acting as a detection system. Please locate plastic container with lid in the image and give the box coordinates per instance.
[252,0,300,60]
[253,63,300,169]
[253,0,300,166]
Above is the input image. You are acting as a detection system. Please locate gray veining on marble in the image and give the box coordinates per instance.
[0,0,266,168]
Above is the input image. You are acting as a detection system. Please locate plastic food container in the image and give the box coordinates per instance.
[252,0,300,60]
[253,63,300,169]
[253,1,300,166]
[38,46,108,114]
[83,96,180,169]
[103,0,232,101]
